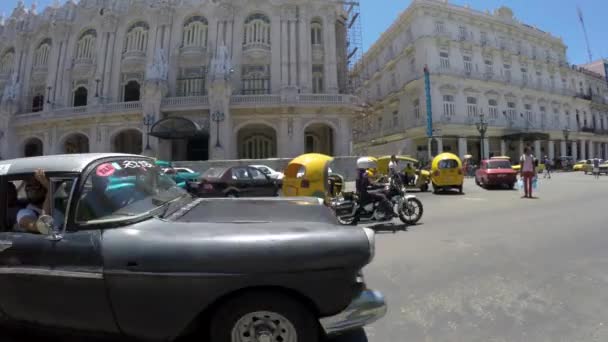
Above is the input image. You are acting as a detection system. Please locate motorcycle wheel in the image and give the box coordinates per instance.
[399,197,423,225]
[336,215,359,226]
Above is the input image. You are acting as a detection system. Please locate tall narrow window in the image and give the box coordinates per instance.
[312,65,324,94]
[540,106,546,126]
[73,87,88,107]
[242,65,270,95]
[458,25,467,40]
[123,22,149,56]
[488,99,498,119]
[439,51,450,69]
[467,97,478,118]
[0,48,15,75]
[463,55,472,74]
[413,99,420,119]
[75,29,96,62]
[311,19,323,45]
[32,94,44,112]
[124,81,141,102]
[484,59,493,75]
[521,67,528,84]
[177,67,207,96]
[435,21,446,34]
[33,39,52,69]
[504,64,511,81]
[443,95,455,117]
[244,14,271,49]
[182,16,208,49]
[524,104,533,122]
[507,101,516,120]
[480,31,488,45]
[553,108,560,127]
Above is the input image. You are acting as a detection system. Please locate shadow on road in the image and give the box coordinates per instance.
[367,222,413,233]
[326,328,369,342]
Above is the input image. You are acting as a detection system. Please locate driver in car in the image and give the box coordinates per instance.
[16,169,64,233]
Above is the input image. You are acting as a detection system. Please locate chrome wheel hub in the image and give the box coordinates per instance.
[231,311,297,342]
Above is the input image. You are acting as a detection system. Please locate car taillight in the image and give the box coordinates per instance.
[301,179,310,188]
[433,170,440,177]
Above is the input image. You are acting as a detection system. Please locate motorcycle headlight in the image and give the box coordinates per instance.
[362,227,376,263]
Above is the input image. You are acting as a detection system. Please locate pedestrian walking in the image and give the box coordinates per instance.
[543,155,552,179]
[593,158,600,179]
[519,147,536,198]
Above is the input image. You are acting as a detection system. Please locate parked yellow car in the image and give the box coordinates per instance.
[431,153,464,194]
[282,153,343,200]
[572,160,588,172]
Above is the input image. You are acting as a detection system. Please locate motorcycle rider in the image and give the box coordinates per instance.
[356,157,394,218]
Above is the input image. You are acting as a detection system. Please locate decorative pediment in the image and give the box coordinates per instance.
[438,84,457,94]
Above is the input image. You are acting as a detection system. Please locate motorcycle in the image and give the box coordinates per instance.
[331,176,423,226]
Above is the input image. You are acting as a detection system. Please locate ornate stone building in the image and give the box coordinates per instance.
[0,0,357,161]
[352,0,608,162]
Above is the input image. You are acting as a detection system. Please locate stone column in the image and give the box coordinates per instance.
[324,12,338,93]
[589,140,595,158]
[458,137,468,159]
[289,19,297,86]
[548,140,555,160]
[572,141,578,161]
[280,12,289,88]
[291,117,306,156]
[483,138,490,159]
[437,137,444,154]
[270,14,282,92]
[580,139,586,160]
[533,140,541,158]
[560,140,567,157]
[500,139,507,156]
[277,117,290,158]
[298,8,311,92]
[337,117,352,156]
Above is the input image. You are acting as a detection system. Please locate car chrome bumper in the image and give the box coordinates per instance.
[319,289,387,335]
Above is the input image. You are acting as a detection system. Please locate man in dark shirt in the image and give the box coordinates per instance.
[356,169,393,218]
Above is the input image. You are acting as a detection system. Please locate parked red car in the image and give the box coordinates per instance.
[475,159,517,189]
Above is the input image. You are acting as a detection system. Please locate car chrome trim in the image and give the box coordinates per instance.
[320,289,387,335]
[0,267,103,279]
[104,270,243,277]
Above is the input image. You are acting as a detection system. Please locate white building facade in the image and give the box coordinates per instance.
[352,0,608,163]
[0,0,357,161]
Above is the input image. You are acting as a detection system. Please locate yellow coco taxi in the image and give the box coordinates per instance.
[572,160,587,172]
[431,153,464,194]
[377,155,431,192]
[282,153,343,200]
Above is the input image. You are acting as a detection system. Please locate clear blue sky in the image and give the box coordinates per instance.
[1,0,606,65]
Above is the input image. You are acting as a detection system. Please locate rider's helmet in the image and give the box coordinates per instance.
[357,157,377,170]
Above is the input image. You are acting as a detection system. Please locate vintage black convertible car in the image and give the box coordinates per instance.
[0,154,386,341]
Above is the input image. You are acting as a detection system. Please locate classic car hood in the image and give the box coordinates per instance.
[102,198,372,274]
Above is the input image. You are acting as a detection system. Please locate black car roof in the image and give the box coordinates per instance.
[0,153,143,176]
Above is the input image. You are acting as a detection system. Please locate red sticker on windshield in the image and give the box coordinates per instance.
[96,163,116,177]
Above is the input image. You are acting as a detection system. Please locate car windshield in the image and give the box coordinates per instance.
[488,160,512,169]
[75,158,188,223]
[438,159,459,169]
[203,168,226,178]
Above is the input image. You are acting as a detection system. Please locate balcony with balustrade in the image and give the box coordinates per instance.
[13,101,143,124]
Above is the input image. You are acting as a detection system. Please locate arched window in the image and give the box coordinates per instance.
[312,65,324,94]
[243,14,271,48]
[73,87,88,107]
[311,19,323,45]
[75,29,97,62]
[33,39,52,68]
[182,16,208,48]
[488,99,498,119]
[123,22,149,55]
[0,49,15,75]
[32,94,44,112]
[124,81,141,102]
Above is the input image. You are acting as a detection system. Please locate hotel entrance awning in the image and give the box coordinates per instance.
[149,117,208,140]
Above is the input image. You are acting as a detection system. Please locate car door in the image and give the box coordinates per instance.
[231,167,253,196]
[248,167,277,196]
[0,176,118,334]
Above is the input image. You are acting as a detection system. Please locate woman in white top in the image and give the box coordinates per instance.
[519,147,537,198]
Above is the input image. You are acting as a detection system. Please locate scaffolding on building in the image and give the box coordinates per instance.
[340,1,363,94]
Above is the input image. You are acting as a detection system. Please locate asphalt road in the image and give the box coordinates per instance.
[351,171,608,342]
[4,171,607,342]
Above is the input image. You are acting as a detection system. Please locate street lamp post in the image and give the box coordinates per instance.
[211,111,225,148]
[476,114,488,161]
[143,114,154,150]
